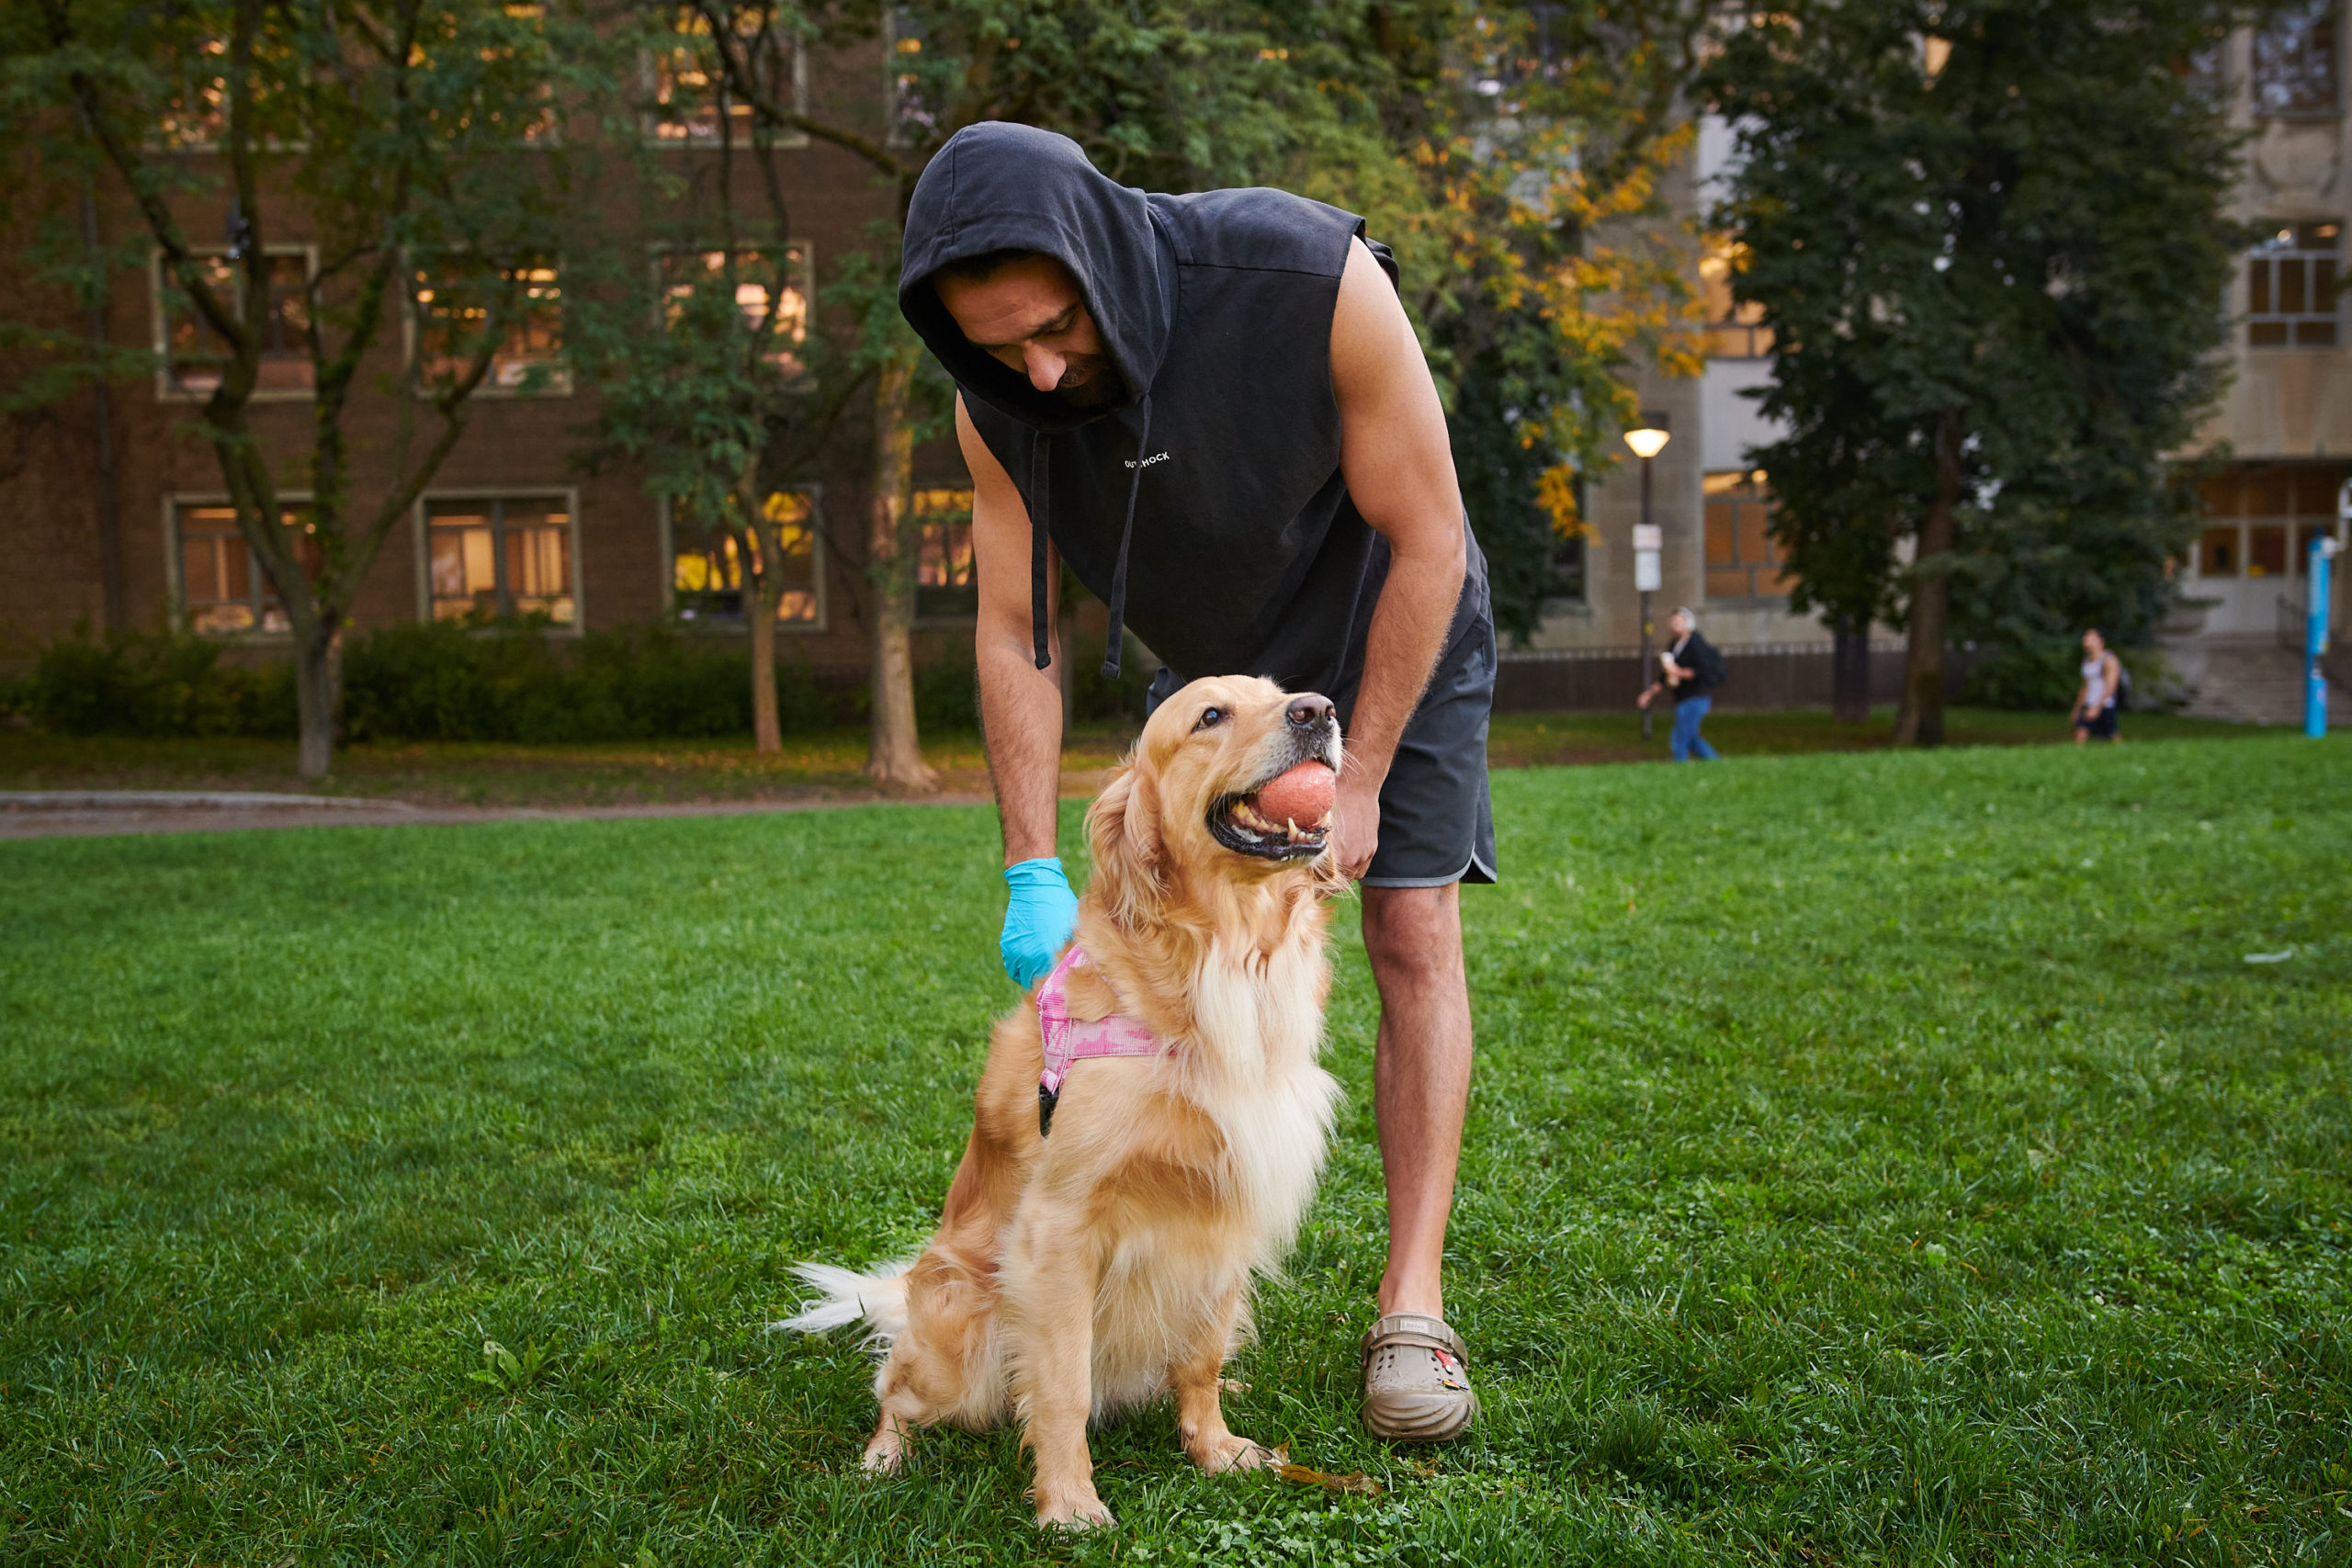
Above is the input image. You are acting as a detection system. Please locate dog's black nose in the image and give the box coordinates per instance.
[1286,694,1335,729]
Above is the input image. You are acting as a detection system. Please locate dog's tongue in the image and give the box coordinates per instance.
[1254,761,1337,829]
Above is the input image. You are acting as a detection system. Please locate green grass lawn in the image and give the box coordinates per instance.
[0,705,2256,807]
[3,736,2347,1563]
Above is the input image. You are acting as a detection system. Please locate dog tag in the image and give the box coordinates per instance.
[1038,1083,1060,1138]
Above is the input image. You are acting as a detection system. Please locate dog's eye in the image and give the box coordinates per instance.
[1193,707,1226,731]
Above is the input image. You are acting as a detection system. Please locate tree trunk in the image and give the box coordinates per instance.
[293,621,341,779]
[866,346,936,791]
[747,534,782,752]
[1894,408,1962,747]
[1831,614,1871,723]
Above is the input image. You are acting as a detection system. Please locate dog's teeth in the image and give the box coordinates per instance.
[1315,809,1334,829]
[1285,818,1304,841]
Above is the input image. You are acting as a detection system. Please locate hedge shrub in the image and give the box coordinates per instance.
[6,632,297,738]
[6,619,1152,743]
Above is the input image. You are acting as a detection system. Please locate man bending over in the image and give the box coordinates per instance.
[898,123,1497,1441]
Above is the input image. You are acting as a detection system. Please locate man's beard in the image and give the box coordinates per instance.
[1050,355,1127,411]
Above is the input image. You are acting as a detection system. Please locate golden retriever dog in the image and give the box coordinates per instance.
[784,675,1345,1528]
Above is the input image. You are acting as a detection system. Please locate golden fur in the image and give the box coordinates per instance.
[783,676,1346,1528]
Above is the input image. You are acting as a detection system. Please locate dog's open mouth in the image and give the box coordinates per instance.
[1207,761,1337,861]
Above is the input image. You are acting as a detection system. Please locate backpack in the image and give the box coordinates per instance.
[2113,658,2132,711]
[1697,639,1728,690]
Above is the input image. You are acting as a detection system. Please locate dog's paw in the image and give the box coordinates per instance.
[861,1416,909,1475]
[1035,1491,1116,1530]
[1193,1433,1276,1474]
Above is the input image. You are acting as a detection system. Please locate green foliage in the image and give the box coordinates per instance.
[12,631,297,739]
[1706,1,2249,648]
[1962,635,2096,712]
[1452,346,1583,642]
[2,0,638,766]
[8,623,857,745]
[2,739,2347,1559]
[341,622,838,743]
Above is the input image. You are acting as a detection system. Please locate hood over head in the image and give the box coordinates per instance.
[899,122,1173,434]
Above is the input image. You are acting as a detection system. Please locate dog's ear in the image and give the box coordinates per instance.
[1085,758,1162,925]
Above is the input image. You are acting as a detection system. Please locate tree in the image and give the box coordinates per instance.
[1362,3,1709,643]
[1708,2,2248,743]
[3,0,611,776]
[574,10,867,761]
[689,0,1396,784]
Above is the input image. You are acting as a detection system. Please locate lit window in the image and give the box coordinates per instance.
[650,7,803,145]
[155,252,313,398]
[884,15,931,146]
[157,38,232,148]
[2254,2,2337,116]
[413,260,570,394]
[1702,470,1791,599]
[672,490,820,626]
[2199,526,2238,576]
[427,496,576,624]
[2192,461,2352,578]
[174,502,318,634]
[2247,222,2340,348]
[658,246,810,380]
[1698,235,1772,359]
[913,486,977,618]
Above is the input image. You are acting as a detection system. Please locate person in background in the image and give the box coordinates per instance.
[1637,606,1724,761]
[2072,627,2123,745]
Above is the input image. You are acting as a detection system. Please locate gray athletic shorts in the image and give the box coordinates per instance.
[1145,609,1498,889]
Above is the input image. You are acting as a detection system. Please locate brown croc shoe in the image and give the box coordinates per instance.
[1361,1313,1477,1441]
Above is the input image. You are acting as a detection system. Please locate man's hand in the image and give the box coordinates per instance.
[1332,768,1385,881]
[1636,687,1655,710]
[1001,857,1079,987]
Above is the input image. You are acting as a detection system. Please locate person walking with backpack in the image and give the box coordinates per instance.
[2072,627,2124,744]
[1637,607,1725,761]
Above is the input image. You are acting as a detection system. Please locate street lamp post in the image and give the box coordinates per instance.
[1623,413,1671,740]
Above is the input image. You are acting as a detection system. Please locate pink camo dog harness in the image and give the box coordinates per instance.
[1035,946,1163,1136]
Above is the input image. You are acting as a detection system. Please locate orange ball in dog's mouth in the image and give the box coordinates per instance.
[1214,761,1337,859]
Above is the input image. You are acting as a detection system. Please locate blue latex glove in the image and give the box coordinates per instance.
[1001,857,1079,989]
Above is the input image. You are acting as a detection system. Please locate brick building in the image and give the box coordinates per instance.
[0,31,1002,687]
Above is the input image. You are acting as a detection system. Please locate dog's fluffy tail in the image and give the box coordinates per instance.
[773,1258,916,1343]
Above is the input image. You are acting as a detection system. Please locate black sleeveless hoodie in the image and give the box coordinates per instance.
[898,122,1487,704]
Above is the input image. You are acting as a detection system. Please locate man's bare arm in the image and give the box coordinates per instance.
[961,393,1064,865]
[1329,236,1469,874]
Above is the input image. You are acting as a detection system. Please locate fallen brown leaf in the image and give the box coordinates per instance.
[1275,1461,1383,1496]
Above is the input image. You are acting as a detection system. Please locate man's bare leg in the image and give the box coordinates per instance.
[1360,882,1473,1319]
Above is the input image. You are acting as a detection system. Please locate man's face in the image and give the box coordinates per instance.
[936,255,1125,410]
[1669,611,1692,639]
[2083,630,2105,657]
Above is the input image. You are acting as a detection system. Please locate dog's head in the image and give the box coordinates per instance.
[1085,676,1344,926]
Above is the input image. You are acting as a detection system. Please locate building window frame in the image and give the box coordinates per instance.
[645,6,808,149]
[2194,462,2349,580]
[911,484,978,623]
[1702,468,1792,603]
[404,254,572,399]
[648,241,815,388]
[149,245,320,403]
[2253,1,2340,119]
[2246,220,2342,349]
[657,486,828,633]
[412,488,586,630]
[164,493,319,638]
[1698,233,1773,360]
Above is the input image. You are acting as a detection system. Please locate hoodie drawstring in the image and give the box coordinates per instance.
[1025,397,1152,681]
[1029,433,1053,671]
[1100,394,1151,681]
